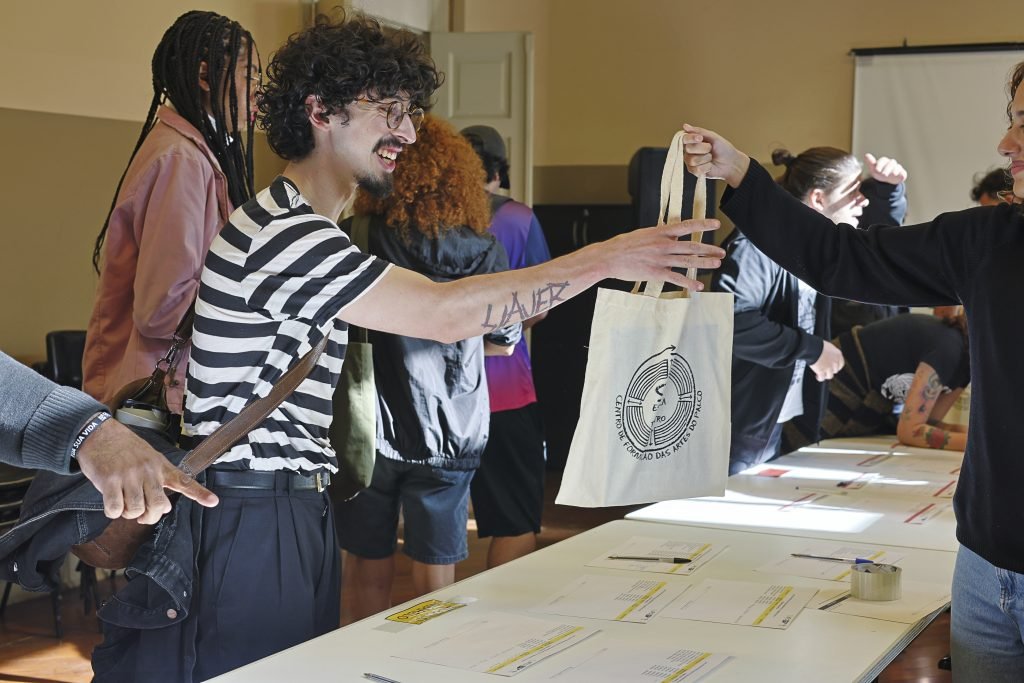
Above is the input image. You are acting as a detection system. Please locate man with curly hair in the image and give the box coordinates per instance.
[99,12,722,681]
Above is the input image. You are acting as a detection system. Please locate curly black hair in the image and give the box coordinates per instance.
[971,168,1012,203]
[258,11,442,161]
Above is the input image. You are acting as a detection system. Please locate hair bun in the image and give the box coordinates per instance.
[771,148,795,167]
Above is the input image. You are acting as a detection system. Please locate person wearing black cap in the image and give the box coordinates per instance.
[462,125,552,567]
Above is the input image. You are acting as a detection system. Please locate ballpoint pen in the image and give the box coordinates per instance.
[791,553,872,564]
[364,674,403,683]
[607,555,692,563]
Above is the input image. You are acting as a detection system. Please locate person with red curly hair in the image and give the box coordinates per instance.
[335,115,521,622]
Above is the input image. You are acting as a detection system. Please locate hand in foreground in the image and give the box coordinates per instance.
[598,218,725,291]
[864,153,908,185]
[810,340,845,382]
[76,419,219,524]
[681,124,751,188]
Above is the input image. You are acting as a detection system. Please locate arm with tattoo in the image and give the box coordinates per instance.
[339,218,724,344]
[896,362,967,451]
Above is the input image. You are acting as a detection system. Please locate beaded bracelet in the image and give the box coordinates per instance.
[69,411,112,460]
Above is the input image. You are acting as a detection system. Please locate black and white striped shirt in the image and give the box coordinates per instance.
[183,176,390,472]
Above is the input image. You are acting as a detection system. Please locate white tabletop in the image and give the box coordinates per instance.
[209,519,954,683]
[627,437,963,552]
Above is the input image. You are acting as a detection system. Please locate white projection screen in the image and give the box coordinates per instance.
[852,47,1024,225]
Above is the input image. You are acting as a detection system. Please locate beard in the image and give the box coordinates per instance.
[357,135,405,198]
[356,171,394,198]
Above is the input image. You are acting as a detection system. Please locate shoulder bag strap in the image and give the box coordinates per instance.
[348,216,371,345]
[178,333,329,478]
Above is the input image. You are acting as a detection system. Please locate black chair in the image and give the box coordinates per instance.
[6,330,111,634]
[31,330,87,387]
[0,463,63,638]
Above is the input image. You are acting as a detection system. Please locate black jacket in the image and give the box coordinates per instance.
[722,159,1024,573]
[0,426,202,680]
[712,231,831,465]
[341,216,521,470]
[830,178,910,336]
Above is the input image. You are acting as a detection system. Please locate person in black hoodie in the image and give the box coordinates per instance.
[335,115,521,622]
[713,146,907,474]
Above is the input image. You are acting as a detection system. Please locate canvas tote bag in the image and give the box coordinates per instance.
[555,131,733,507]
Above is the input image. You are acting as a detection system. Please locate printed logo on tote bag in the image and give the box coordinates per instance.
[614,345,703,461]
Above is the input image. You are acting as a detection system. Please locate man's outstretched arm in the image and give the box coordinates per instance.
[341,217,724,343]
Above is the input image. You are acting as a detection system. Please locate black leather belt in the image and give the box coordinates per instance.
[206,469,331,493]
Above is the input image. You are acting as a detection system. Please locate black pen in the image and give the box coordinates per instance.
[791,553,872,564]
[364,674,402,683]
[607,555,691,564]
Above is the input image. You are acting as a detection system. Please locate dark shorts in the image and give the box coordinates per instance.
[335,456,472,565]
[470,403,545,538]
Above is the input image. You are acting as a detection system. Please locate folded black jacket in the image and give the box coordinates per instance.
[0,427,199,634]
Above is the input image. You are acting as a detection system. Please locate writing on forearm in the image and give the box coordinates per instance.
[481,281,570,331]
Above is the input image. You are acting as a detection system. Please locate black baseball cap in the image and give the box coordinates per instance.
[461,125,510,190]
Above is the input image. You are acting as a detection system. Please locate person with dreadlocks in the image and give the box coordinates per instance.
[82,10,259,420]
[85,12,720,681]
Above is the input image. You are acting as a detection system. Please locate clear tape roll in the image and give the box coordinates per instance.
[850,562,902,601]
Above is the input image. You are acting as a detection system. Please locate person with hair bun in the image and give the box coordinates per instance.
[712,145,907,474]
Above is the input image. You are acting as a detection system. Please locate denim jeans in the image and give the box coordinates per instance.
[951,544,1024,681]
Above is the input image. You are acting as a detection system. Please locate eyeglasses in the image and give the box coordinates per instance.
[354,97,424,132]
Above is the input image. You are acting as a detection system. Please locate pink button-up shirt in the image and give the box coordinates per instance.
[83,106,232,414]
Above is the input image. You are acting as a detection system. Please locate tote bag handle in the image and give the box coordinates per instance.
[636,130,707,298]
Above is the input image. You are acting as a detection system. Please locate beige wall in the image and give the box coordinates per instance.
[0,1,307,122]
[460,0,1022,201]
[0,2,303,362]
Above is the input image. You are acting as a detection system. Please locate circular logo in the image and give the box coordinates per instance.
[620,346,698,453]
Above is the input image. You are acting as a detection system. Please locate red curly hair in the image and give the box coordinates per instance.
[354,114,491,238]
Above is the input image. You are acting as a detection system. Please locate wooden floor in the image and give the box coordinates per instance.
[0,472,951,682]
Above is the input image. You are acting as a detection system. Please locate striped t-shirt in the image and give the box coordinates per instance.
[182,176,390,473]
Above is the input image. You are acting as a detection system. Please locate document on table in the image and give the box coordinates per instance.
[901,500,952,525]
[585,536,725,575]
[547,645,733,682]
[773,449,962,477]
[756,545,905,581]
[395,612,599,676]
[854,477,957,499]
[661,579,816,629]
[532,575,683,624]
[386,599,466,624]
[811,581,951,624]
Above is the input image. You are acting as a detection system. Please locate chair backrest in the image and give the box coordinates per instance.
[44,330,86,389]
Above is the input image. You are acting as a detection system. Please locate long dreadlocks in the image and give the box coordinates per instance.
[91,11,257,273]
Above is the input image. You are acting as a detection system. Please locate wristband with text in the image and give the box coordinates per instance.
[69,412,113,460]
